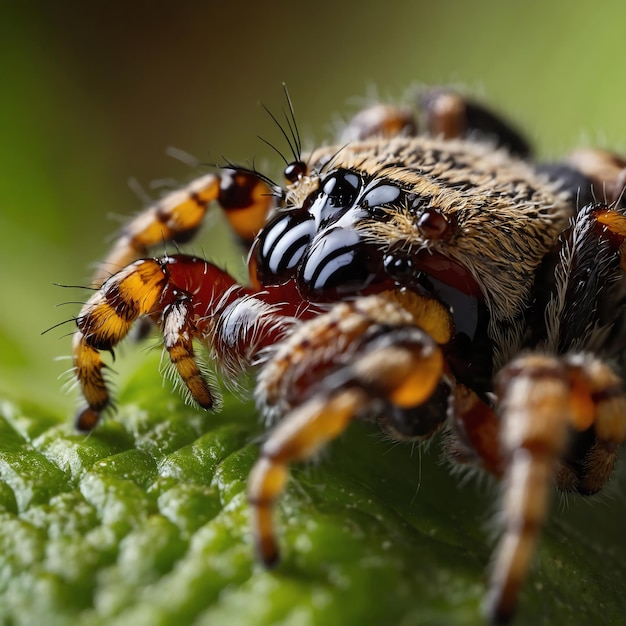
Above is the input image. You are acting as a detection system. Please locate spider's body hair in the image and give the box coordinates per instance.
[288,136,572,372]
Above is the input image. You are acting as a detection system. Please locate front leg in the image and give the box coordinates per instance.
[73,254,292,430]
[248,290,455,565]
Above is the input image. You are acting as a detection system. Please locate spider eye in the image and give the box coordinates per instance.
[297,227,384,300]
[321,170,360,207]
[306,169,362,228]
[253,210,315,285]
[284,161,307,183]
[383,254,416,283]
[417,209,452,239]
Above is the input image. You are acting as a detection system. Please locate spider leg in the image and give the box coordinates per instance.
[93,169,276,286]
[248,388,367,565]
[484,202,626,623]
[74,254,259,430]
[418,87,532,158]
[566,148,626,206]
[339,103,418,142]
[446,384,503,477]
[486,353,626,624]
[248,289,454,565]
[339,87,533,157]
[74,257,176,427]
[526,202,626,354]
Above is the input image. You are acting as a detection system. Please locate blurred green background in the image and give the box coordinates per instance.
[3,0,626,414]
[2,1,626,623]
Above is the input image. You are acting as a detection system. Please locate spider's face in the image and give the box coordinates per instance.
[253,135,571,316]
[251,162,485,351]
[252,167,410,302]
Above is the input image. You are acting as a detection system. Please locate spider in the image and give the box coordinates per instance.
[71,87,626,623]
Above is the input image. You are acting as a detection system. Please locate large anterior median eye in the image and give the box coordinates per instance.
[297,227,385,301]
[253,210,316,285]
[308,170,361,227]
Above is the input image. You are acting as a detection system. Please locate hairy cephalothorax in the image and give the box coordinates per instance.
[69,87,626,623]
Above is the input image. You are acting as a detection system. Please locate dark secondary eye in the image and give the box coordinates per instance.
[322,170,360,206]
[297,227,384,301]
[308,169,362,227]
[284,160,307,183]
[417,208,452,239]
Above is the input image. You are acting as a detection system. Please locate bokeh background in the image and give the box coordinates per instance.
[3,0,626,412]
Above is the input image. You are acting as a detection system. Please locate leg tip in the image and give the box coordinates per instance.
[483,591,516,626]
[75,406,100,432]
[261,550,280,570]
[254,535,281,569]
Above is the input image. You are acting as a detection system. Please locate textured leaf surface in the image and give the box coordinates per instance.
[1,352,626,626]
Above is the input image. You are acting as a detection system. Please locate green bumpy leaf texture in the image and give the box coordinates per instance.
[1,353,626,626]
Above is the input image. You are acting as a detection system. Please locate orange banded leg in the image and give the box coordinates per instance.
[486,353,626,624]
[248,388,368,565]
[560,355,626,495]
[249,291,453,565]
[74,258,170,427]
[93,169,276,286]
[73,254,243,430]
[161,292,215,410]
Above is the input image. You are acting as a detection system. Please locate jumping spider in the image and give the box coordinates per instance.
[71,87,626,623]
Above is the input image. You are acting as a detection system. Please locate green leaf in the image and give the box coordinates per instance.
[1,352,625,626]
